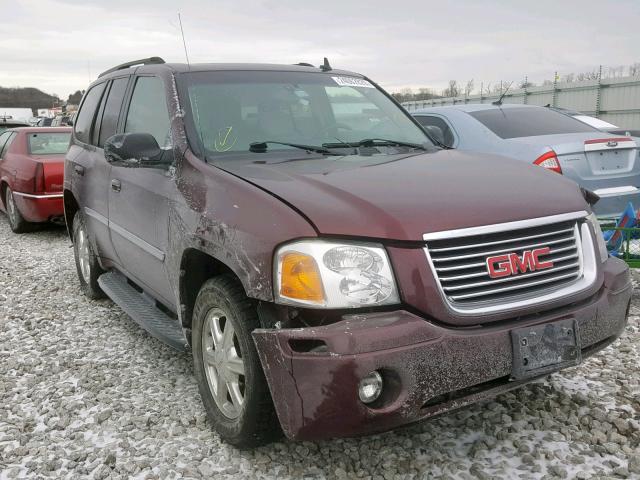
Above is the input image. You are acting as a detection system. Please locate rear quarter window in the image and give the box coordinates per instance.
[468,107,598,139]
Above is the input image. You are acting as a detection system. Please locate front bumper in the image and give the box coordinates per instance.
[253,257,632,441]
[12,192,64,223]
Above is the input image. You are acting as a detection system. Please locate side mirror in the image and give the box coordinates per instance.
[424,125,446,146]
[104,133,170,168]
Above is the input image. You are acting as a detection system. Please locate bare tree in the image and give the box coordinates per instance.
[442,80,460,98]
[464,79,474,97]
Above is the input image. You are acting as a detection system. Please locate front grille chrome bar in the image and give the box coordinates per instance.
[423,211,599,316]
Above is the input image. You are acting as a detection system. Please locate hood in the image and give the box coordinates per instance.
[218,150,589,241]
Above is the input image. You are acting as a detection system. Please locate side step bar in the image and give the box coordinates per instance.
[98,271,188,352]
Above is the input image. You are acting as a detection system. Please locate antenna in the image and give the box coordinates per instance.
[492,81,513,106]
[320,57,332,72]
[178,13,191,68]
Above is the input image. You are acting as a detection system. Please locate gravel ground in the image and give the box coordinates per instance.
[0,216,639,480]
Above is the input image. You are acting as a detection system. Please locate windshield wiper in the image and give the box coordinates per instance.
[322,138,428,151]
[249,141,341,155]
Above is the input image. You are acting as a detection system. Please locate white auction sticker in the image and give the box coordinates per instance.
[332,76,375,88]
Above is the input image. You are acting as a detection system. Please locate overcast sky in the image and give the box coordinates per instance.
[2,0,639,99]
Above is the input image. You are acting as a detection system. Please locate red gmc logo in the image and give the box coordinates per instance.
[486,247,554,279]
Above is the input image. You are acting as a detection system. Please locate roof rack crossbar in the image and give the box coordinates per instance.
[98,57,166,78]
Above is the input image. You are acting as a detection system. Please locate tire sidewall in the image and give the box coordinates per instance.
[192,278,271,444]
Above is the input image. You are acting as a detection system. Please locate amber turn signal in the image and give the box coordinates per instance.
[279,252,325,304]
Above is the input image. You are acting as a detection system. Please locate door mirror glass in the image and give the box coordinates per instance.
[104,133,172,168]
[424,125,445,145]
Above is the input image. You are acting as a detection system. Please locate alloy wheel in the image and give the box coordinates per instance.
[76,227,91,283]
[202,308,246,419]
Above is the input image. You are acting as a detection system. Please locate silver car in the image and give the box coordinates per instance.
[412,104,640,219]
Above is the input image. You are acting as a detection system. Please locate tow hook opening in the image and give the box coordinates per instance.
[288,338,329,353]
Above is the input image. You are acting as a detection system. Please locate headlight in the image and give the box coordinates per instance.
[274,240,400,308]
[586,213,608,262]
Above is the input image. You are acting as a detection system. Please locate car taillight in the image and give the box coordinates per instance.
[34,162,45,193]
[533,151,562,174]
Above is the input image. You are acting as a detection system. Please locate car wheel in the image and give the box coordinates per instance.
[192,275,280,447]
[5,187,30,233]
[72,211,105,299]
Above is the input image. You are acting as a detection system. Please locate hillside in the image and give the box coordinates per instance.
[0,87,61,115]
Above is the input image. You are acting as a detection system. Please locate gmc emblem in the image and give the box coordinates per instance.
[486,247,554,279]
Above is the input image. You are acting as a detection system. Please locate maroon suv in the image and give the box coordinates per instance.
[64,57,632,447]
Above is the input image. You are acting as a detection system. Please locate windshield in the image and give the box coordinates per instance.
[469,107,599,139]
[28,132,71,155]
[180,71,430,156]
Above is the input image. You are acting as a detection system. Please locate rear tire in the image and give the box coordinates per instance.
[72,211,105,299]
[5,187,30,233]
[192,275,280,447]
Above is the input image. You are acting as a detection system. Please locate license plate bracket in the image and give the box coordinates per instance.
[511,318,581,380]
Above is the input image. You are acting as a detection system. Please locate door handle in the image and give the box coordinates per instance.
[111,179,121,192]
[74,164,85,176]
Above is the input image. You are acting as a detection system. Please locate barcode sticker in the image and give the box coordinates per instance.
[332,76,375,89]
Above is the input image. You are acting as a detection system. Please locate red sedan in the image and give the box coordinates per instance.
[0,127,71,233]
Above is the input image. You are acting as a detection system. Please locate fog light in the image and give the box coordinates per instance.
[358,371,383,404]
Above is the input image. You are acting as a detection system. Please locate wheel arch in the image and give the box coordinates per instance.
[179,248,240,331]
[63,189,80,240]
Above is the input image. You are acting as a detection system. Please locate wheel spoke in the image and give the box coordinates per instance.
[226,350,245,376]
[216,380,230,405]
[203,349,217,366]
[222,321,235,350]
[211,316,224,348]
[228,381,244,408]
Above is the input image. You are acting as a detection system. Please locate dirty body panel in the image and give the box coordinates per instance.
[253,257,631,440]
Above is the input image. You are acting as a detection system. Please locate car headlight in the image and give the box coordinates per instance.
[586,213,608,262]
[274,240,400,308]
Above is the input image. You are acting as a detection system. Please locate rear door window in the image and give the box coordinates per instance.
[74,83,107,144]
[414,115,456,147]
[98,77,129,147]
[125,77,171,147]
[468,107,598,139]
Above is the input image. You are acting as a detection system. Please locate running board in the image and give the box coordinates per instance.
[98,271,188,352]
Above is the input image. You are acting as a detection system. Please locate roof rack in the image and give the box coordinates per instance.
[98,57,166,78]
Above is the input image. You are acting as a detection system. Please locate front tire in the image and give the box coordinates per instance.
[5,187,30,233]
[72,211,105,299]
[192,275,280,447]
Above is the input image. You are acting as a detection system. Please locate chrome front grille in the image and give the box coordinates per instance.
[423,211,597,315]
